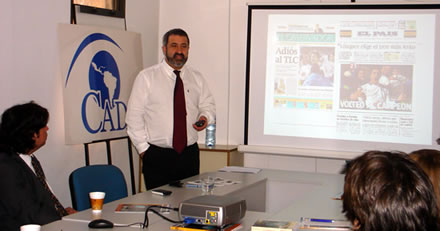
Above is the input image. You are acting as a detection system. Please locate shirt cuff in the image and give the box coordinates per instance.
[136,143,150,155]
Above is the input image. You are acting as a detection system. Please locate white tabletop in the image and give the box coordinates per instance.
[42,169,345,230]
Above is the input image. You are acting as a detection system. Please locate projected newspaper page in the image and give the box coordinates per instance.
[264,14,434,145]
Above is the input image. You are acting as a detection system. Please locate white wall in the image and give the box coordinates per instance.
[159,0,231,145]
[1,0,159,207]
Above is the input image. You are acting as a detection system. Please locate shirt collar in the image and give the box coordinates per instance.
[161,59,186,79]
[19,153,33,171]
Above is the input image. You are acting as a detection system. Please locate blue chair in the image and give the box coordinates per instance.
[69,164,128,211]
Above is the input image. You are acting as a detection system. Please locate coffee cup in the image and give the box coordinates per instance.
[20,224,41,231]
[89,192,105,212]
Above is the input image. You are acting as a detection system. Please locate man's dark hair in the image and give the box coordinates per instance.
[0,101,49,154]
[409,149,440,221]
[162,28,190,47]
[342,151,440,231]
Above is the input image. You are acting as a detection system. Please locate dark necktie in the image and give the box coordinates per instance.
[173,70,187,153]
[31,155,68,217]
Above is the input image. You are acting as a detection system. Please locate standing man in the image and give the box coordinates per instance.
[126,28,216,190]
[0,101,75,230]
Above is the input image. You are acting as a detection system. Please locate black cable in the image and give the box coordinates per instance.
[143,205,182,228]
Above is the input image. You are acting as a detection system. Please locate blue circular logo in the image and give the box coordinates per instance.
[88,50,121,109]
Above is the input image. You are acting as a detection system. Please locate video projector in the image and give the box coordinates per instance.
[178,195,246,227]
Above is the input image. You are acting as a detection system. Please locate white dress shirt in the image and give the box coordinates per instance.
[19,154,55,192]
[126,60,216,154]
[19,154,35,173]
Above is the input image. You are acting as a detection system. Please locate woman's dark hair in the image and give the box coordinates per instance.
[0,101,49,154]
[162,28,190,47]
[342,151,440,231]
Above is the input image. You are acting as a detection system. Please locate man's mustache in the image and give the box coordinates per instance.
[174,53,185,59]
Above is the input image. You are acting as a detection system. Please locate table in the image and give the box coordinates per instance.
[139,144,243,192]
[42,169,345,230]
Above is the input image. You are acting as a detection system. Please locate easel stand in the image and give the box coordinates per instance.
[83,136,136,195]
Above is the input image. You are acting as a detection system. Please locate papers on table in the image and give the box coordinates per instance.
[218,166,262,174]
[186,177,242,188]
[298,217,351,230]
[114,203,170,214]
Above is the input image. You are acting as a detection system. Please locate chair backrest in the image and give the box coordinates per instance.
[69,164,128,211]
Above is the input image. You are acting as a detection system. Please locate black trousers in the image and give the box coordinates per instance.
[142,143,199,190]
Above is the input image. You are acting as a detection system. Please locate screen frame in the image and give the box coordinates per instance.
[244,3,440,154]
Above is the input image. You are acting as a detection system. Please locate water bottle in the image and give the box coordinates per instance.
[205,120,216,147]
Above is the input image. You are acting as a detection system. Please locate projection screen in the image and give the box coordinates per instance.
[245,4,440,155]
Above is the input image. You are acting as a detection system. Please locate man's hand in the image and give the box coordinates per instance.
[139,151,146,159]
[65,207,77,215]
[193,116,208,131]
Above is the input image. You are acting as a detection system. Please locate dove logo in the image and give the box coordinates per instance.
[65,33,127,134]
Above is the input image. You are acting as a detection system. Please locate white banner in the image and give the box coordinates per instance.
[58,24,142,144]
